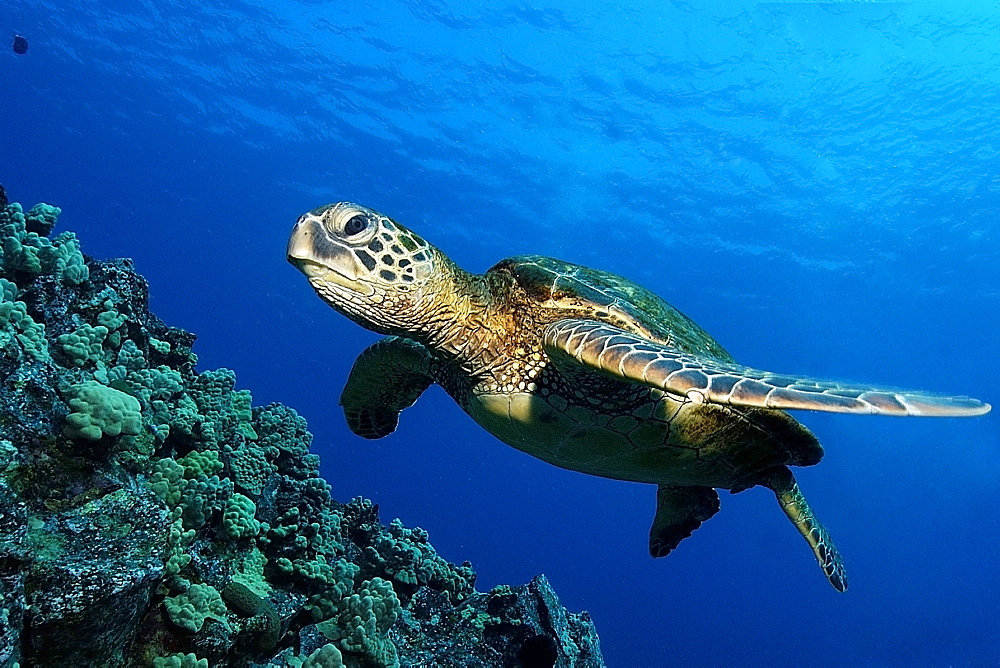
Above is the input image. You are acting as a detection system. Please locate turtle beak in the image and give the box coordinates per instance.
[287,211,375,296]
[286,216,322,277]
[287,213,350,280]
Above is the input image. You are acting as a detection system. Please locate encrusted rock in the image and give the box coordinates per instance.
[0,190,605,667]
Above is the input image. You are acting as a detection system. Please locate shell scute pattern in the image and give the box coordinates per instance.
[497,255,732,361]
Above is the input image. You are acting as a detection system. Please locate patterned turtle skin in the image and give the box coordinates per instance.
[287,202,991,592]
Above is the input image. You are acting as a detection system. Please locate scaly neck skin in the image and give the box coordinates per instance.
[406,253,513,377]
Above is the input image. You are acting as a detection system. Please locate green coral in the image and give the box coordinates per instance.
[227,441,277,495]
[364,518,474,600]
[231,389,258,439]
[123,365,184,407]
[255,402,311,460]
[187,368,238,443]
[292,644,345,668]
[115,339,146,372]
[177,449,224,479]
[317,577,400,667]
[164,583,229,633]
[49,231,90,284]
[149,336,171,354]
[56,323,108,367]
[0,202,88,283]
[24,202,61,234]
[1,192,599,667]
[164,518,195,578]
[266,493,343,560]
[0,282,49,361]
[148,455,232,523]
[230,546,270,596]
[222,492,261,539]
[63,380,142,441]
[96,302,127,331]
[147,451,236,529]
[156,393,200,440]
[148,457,186,508]
[158,369,261,449]
[0,277,14,302]
[152,653,208,668]
[178,474,232,530]
[275,553,357,622]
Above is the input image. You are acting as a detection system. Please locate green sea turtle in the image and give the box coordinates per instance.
[287,202,991,591]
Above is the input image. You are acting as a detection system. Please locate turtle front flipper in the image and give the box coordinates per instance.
[649,484,720,558]
[763,466,847,592]
[543,319,991,417]
[340,336,435,439]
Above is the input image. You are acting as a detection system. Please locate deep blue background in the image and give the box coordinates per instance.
[4,1,999,664]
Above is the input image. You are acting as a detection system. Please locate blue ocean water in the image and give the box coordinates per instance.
[4,0,999,664]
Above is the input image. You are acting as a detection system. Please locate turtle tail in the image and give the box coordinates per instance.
[763,466,847,592]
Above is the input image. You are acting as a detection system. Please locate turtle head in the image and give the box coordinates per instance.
[287,202,444,333]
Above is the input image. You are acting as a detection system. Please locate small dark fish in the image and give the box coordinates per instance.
[12,34,28,55]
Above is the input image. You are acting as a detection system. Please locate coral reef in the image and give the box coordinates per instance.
[0,185,604,667]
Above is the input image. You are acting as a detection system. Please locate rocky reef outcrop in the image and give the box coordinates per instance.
[0,184,604,667]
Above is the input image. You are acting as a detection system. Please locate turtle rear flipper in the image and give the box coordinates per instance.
[764,466,847,592]
[648,484,720,558]
[543,319,991,417]
[340,336,435,439]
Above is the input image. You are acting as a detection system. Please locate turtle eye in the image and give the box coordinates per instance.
[343,214,369,237]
